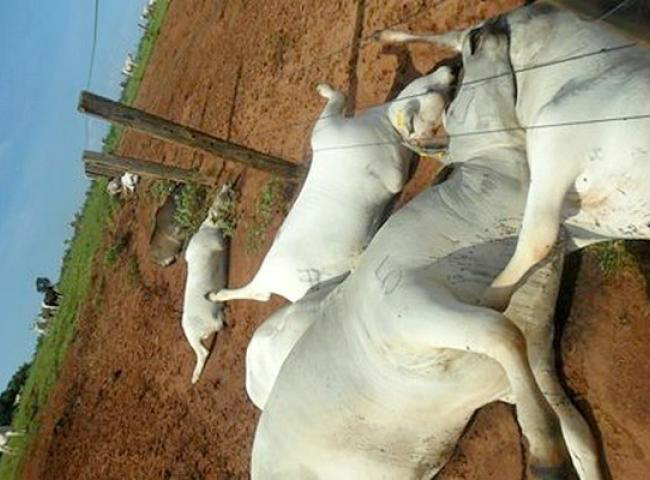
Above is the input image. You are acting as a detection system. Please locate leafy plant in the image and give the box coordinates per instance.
[173,183,210,233]
[209,188,239,238]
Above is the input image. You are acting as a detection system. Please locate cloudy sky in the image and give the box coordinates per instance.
[0,0,151,388]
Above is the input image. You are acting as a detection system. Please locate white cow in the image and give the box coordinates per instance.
[181,186,230,384]
[251,28,600,480]
[121,54,136,77]
[210,81,438,304]
[32,317,48,336]
[141,4,151,20]
[245,281,338,409]
[0,427,23,456]
[378,2,650,310]
[107,172,140,196]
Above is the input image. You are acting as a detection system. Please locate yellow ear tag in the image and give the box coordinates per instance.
[395,110,405,130]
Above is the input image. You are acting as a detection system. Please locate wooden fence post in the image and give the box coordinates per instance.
[78,91,306,181]
[84,163,121,179]
[83,150,213,185]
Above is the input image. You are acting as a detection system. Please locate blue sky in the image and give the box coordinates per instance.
[0,0,151,389]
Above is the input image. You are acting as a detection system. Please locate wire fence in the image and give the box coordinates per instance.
[84,0,101,151]
[312,112,650,153]
[250,40,638,142]
[83,0,647,159]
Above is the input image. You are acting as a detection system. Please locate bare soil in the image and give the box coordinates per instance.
[20,0,650,478]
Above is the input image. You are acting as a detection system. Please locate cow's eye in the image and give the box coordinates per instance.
[468,28,483,55]
[407,113,415,136]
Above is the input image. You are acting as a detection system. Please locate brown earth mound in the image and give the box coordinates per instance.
[20,1,650,478]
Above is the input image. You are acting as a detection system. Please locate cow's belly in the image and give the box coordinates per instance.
[563,143,650,239]
[252,300,508,480]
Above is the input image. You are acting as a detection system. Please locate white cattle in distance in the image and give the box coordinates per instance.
[106,172,140,196]
[121,53,136,77]
[181,186,230,384]
[378,1,650,311]
[32,316,49,336]
[0,427,23,456]
[251,27,601,480]
[210,79,448,303]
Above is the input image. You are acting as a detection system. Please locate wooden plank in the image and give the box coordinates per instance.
[78,91,306,181]
[83,150,212,185]
[84,163,121,179]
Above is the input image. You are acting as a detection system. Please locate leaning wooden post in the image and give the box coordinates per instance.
[83,150,213,185]
[77,91,306,181]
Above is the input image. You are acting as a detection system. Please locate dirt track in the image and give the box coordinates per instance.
[20,0,650,478]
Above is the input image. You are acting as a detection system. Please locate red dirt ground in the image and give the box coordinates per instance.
[19,1,650,478]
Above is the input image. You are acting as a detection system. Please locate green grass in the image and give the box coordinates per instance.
[209,187,239,238]
[147,178,175,202]
[0,182,116,478]
[173,183,211,233]
[585,240,635,276]
[102,0,170,154]
[244,177,289,253]
[104,232,130,266]
[0,3,170,475]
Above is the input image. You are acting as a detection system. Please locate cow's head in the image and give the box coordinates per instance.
[388,66,455,156]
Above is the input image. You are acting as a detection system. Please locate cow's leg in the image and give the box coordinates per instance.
[386,279,574,478]
[375,28,468,52]
[505,242,604,480]
[187,330,219,385]
[314,84,345,127]
[482,138,581,311]
[207,282,271,303]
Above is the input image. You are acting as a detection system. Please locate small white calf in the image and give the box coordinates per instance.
[182,186,230,384]
[210,81,445,303]
[378,3,650,310]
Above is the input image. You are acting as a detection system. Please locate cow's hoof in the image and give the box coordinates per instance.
[372,29,401,43]
[205,290,221,303]
[529,462,577,480]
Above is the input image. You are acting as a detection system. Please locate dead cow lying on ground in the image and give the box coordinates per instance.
[210,79,454,304]
[251,26,601,480]
[181,186,231,384]
[149,186,186,267]
[379,1,650,311]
